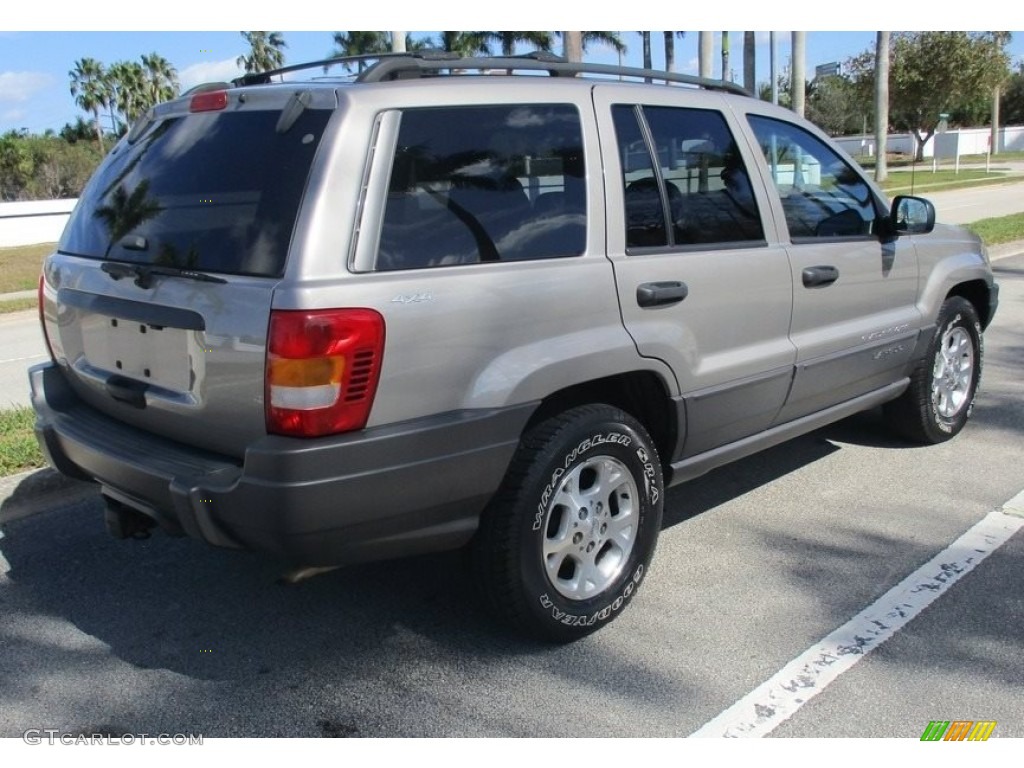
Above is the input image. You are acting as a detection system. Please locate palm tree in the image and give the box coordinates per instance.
[437,32,491,57]
[141,53,179,106]
[698,32,713,78]
[94,180,163,258]
[558,32,626,63]
[237,31,287,74]
[641,32,652,70]
[479,32,553,57]
[329,31,391,72]
[791,32,806,117]
[722,32,731,81]
[664,32,685,73]
[874,31,890,183]
[581,32,626,57]
[743,32,756,92]
[107,60,147,132]
[69,57,108,152]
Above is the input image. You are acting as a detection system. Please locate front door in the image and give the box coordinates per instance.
[743,113,921,424]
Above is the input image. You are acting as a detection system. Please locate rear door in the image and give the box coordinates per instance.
[741,113,921,424]
[593,86,795,459]
[42,89,336,457]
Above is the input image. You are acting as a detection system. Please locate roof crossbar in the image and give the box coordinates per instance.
[232,50,752,97]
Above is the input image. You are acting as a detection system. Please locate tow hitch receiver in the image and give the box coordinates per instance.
[103,497,156,540]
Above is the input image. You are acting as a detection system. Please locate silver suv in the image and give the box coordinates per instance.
[30,52,999,641]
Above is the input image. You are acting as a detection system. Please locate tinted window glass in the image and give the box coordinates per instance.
[377,104,585,270]
[612,105,763,249]
[60,109,332,277]
[612,105,668,249]
[747,115,878,239]
[643,106,763,244]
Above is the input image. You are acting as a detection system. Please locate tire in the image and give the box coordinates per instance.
[473,404,664,642]
[885,297,983,444]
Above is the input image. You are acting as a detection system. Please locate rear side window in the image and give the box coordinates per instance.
[747,115,879,239]
[376,104,586,271]
[60,108,331,277]
[612,104,763,250]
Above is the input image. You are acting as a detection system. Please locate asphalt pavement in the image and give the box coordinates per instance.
[1,253,1022,741]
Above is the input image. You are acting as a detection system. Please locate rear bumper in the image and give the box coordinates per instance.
[30,363,533,565]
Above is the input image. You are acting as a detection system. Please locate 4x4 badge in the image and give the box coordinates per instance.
[391,293,433,304]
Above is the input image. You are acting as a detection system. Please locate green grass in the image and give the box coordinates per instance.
[0,297,37,314]
[955,150,1024,164]
[0,407,45,476]
[881,169,1012,194]
[967,212,1024,246]
[0,242,54,294]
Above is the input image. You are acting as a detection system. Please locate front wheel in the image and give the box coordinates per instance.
[473,404,664,642]
[885,297,983,444]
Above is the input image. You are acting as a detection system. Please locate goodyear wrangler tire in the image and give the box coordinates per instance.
[884,297,982,444]
[473,404,663,642]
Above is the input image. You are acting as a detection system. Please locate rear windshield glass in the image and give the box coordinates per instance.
[59,108,331,277]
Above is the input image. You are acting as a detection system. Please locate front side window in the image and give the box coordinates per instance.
[747,115,879,239]
[612,104,764,250]
[376,104,586,270]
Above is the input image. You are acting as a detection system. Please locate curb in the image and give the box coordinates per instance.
[988,239,1024,261]
[0,467,96,526]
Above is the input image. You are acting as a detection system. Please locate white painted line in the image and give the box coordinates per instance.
[690,501,1024,738]
[1003,489,1024,518]
[0,354,46,364]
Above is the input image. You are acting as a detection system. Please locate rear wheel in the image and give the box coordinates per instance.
[885,297,982,443]
[473,404,663,642]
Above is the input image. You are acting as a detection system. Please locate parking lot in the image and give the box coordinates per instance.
[1,254,1021,744]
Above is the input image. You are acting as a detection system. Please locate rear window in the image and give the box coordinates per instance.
[376,104,586,270]
[59,108,331,277]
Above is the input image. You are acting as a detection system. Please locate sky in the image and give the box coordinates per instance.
[2,4,1023,135]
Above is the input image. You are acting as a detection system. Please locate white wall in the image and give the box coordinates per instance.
[0,199,75,247]
[834,133,934,159]
[835,126,1024,160]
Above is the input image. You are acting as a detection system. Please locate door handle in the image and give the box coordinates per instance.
[637,281,688,307]
[802,265,840,288]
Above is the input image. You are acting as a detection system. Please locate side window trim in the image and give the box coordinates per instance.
[351,110,402,273]
[632,106,676,247]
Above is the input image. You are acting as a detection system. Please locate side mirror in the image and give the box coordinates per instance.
[890,195,935,236]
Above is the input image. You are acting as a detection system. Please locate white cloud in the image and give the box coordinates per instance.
[179,58,243,91]
[0,71,53,104]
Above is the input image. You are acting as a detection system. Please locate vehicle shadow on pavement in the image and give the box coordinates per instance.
[0,496,709,736]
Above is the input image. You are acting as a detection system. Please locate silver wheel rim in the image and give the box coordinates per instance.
[931,326,974,419]
[541,455,638,601]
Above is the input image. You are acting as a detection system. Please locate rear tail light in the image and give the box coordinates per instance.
[266,309,385,437]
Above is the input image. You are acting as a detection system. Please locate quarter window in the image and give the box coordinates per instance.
[376,104,586,270]
[747,115,879,239]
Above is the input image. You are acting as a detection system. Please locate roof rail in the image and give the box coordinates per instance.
[232,50,465,87]
[232,50,752,97]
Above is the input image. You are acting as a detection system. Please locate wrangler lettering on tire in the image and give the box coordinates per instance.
[473,405,664,642]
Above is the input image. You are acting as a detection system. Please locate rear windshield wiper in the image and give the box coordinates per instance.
[101,261,228,289]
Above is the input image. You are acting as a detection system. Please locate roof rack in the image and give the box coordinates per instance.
[231,50,752,97]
